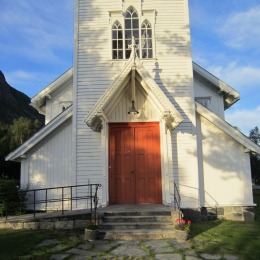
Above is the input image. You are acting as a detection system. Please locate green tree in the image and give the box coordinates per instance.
[9,117,41,150]
[0,117,42,179]
[249,126,260,185]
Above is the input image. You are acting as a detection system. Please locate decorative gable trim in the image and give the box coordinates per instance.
[31,67,73,114]
[5,106,73,162]
[193,62,240,109]
[196,102,260,154]
[85,56,183,131]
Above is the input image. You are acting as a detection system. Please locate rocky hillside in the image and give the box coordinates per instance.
[0,71,44,125]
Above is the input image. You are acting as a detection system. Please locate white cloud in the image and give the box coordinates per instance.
[226,106,260,135]
[218,6,260,49]
[5,70,64,97]
[8,70,36,81]
[0,0,73,63]
[207,62,260,92]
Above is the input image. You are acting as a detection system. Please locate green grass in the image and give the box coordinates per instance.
[0,229,53,259]
[0,229,83,259]
[0,190,259,259]
[189,189,260,260]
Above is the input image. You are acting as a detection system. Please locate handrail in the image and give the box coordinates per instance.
[173,181,181,221]
[0,183,102,220]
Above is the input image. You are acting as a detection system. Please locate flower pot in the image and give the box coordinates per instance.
[84,228,99,241]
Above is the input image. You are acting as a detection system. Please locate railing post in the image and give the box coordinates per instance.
[94,184,99,225]
[174,184,176,211]
[5,197,8,220]
[20,191,22,215]
[33,190,36,218]
[45,189,48,212]
[70,186,72,211]
[62,187,64,215]
[0,183,102,219]
[90,185,93,212]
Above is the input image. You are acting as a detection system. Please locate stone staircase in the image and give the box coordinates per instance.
[98,210,188,241]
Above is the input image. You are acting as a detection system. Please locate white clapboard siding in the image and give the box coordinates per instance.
[74,0,198,207]
[194,77,225,119]
[200,116,253,206]
[20,119,73,210]
[45,78,73,124]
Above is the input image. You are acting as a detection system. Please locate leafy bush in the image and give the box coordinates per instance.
[0,175,26,217]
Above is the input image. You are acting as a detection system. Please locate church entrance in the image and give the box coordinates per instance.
[109,123,162,204]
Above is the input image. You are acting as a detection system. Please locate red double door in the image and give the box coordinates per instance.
[109,123,162,204]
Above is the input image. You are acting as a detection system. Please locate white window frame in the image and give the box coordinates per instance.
[109,6,156,60]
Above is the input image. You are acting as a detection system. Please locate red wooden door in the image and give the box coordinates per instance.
[109,123,162,204]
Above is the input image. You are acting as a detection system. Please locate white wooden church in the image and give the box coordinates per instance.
[7,0,260,220]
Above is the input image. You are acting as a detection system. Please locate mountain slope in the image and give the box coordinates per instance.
[0,71,44,124]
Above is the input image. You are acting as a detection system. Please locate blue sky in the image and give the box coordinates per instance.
[0,1,259,135]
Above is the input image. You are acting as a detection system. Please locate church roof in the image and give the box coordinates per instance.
[30,67,73,114]
[5,105,73,162]
[29,63,239,115]
[196,102,260,154]
[193,62,240,109]
[84,55,184,131]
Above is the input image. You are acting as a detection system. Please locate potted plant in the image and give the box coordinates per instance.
[175,218,191,232]
[85,222,99,241]
[84,213,100,241]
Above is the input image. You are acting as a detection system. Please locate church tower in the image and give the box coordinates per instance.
[73,0,199,207]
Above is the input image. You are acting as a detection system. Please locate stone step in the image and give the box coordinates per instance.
[99,210,184,240]
[102,215,173,223]
[100,221,175,230]
[103,211,171,217]
[99,228,188,241]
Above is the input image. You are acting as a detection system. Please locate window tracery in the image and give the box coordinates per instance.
[111,6,154,60]
[125,6,139,59]
[141,20,153,58]
[112,21,123,60]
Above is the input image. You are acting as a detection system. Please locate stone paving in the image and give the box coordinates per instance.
[29,237,239,260]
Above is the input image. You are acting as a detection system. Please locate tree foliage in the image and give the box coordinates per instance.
[9,117,41,150]
[0,174,26,217]
[249,126,260,185]
[0,117,42,179]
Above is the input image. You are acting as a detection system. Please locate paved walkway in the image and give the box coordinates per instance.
[23,237,239,260]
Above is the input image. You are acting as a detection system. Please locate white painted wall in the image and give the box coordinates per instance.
[45,78,73,124]
[74,0,198,207]
[198,116,254,207]
[20,119,73,210]
[107,81,162,122]
[194,76,225,119]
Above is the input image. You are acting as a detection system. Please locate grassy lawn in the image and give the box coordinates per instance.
[0,190,259,259]
[0,229,83,259]
[189,189,260,260]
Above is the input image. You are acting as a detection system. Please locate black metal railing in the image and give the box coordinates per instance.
[0,183,101,220]
[173,181,181,221]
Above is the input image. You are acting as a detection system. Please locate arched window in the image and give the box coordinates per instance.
[125,6,139,59]
[112,21,123,59]
[111,6,154,60]
[141,20,153,58]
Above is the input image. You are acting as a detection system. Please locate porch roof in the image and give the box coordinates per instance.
[84,56,183,132]
[193,62,240,109]
[5,105,73,162]
[196,102,260,154]
[30,67,73,114]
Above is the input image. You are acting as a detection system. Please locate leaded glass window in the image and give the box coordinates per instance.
[125,6,139,59]
[141,20,153,58]
[111,6,154,60]
[112,21,123,59]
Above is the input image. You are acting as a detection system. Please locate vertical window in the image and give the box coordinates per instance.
[111,6,154,60]
[125,6,139,59]
[141,20,153,58]
[112,21,123,59]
